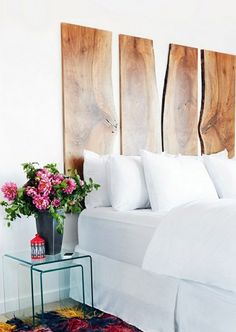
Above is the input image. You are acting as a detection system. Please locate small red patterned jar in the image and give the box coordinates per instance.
[31,234,45,259]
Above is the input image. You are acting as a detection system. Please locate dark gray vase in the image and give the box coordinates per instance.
[35,211,63,255]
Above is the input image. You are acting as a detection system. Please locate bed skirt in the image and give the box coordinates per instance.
[70,247,236,332]
[71,247,178,332]
[176,280,236,332]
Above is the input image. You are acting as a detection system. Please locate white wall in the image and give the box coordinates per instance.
[0,0,235,313]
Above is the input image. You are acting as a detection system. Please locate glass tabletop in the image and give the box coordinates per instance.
[4,250,89,267]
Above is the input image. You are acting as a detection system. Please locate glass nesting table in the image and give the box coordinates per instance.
[3,251,93,325]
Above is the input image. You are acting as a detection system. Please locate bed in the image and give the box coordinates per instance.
[68,151,236,332]
[62,25,236,332]
[71,202,236,332]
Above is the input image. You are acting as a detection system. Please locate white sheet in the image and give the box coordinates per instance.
[143,199,236,292]
[78,207,165,266]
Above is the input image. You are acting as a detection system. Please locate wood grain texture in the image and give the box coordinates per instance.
[119,35,161,155]
[61,23,117,175]
[162,44,198,155]
[199,50,235,157]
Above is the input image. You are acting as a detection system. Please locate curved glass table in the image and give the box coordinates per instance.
[3,251,93,325]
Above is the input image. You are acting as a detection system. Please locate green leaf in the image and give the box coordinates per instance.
[22,162,38,179]
[44,163,60,174]
[0,201,8,207]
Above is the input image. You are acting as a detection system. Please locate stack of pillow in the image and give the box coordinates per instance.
[84,149,234,212]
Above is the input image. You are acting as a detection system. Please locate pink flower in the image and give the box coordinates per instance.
[79,179,84,187]
[1,182,18,201]
[38,178,52,196]
[51,198,60,208]
[63,178,77,194]
[33,194,50,210]
[25,186,37,198]
[36,168,52,179]
[52,174,64,185]
[50,188,56,195]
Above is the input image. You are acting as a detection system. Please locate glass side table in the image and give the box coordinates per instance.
[3,251,93,325]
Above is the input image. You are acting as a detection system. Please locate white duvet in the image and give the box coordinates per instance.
[143,199,236,292]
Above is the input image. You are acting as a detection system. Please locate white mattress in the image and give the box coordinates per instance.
[78,207,166,266]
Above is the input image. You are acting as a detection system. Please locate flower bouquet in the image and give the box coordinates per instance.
[0,162,99,233]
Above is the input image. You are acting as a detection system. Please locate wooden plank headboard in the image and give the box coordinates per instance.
[199,50,235,158]
[61,23,236,174]
[119,34,161,155]
[61,23,117,176]
[162,44,198,155]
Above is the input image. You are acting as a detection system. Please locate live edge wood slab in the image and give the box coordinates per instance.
[162,44,198,155]
[61,23,117,176]
[119,34,161,155]
[199,50,235,158]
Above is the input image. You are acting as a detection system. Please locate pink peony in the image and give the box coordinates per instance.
[36,168,52,179]
[52,174,64,185]
[63,178,77,194]
[51,198,60,208]
[50,188,56,195]
[25,186,37,198]
[79,179,84,187]
[38,178,52,196]
[1,182,18,201]
[33,194,50,210]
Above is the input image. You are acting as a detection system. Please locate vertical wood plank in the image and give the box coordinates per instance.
[162,44,198,155]
[199,50,235,157]
[61,23,117,175]
[119,35,161,155]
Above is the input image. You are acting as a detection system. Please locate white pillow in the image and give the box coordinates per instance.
[84,150,110,208]
[203,156,236,198]
[179,149,228,160]
[107,155,150,211]
[141,150,218,212]
[202,149,229,159]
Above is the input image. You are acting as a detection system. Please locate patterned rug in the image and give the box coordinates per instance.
[0,304,142,332]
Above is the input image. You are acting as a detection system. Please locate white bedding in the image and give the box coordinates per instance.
[143,199,236,292]
[74,200,236,332]
[78,207,166,266]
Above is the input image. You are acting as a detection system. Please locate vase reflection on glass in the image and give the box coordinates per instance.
[35,211,63,255]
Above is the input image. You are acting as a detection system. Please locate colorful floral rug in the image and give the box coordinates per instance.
[0,304,142,332]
